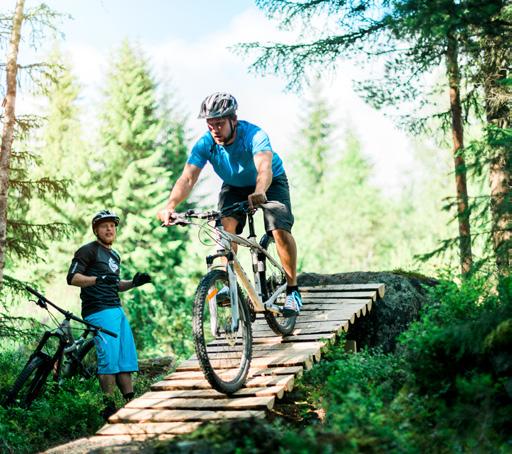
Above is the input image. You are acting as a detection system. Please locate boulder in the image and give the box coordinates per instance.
[298,271,437,352]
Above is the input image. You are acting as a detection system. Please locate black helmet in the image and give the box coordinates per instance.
[198,92,238,119]
[92,210,120,232]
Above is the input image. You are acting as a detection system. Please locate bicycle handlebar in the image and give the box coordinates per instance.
[168,201,263,226]
[25,286,118,338]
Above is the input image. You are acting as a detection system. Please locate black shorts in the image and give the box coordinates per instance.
[218,173,294,234]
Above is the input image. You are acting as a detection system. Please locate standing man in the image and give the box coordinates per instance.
[67,210,151,419]
[157,92,302,316]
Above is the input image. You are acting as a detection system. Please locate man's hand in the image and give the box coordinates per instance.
[157,207,175,226]
[248,192,267,209]
[96,275,120,286]
[132,272,151,288]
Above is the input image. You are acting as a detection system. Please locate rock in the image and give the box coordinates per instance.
[137,356,175,378]
[298,271,438,352]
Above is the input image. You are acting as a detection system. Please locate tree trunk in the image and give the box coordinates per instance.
[482,36,511,276]
[0,0,25,286]
[446,34,473,276]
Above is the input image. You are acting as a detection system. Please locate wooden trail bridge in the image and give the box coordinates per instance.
[47,283,385,453]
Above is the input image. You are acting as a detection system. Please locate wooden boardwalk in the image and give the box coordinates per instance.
[46,283,384,452]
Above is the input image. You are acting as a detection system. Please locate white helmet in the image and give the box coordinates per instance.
[198,92,238,119]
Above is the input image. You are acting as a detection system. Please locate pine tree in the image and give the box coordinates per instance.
[96,41,193,356]
[0,2,72,337]
[241,0,512,276]
[291,93,395,272]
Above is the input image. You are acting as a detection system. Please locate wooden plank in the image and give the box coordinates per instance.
[177,352,314,372]
[109,409,266,423]
[162,365,303,381]
[153,374,295,392]
[97,422,201,436]
[196,343,322,361]
[253,320,351,336]
[141,384,286,399]
[300,299,372,310]
[301,283,385,298]
[206,332,337,345]
[126,395,275,411]
[297,306,367,319]
[253,310,361,326]
[301,291,377,301]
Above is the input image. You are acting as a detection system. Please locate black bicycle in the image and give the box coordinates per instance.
[3,286,117,408]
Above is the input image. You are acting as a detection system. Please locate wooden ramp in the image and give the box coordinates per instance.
[46,283,384,452]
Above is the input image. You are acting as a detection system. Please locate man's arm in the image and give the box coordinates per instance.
[157,164,202,225]
[70,273,99,288]
[249,151,273,207]
[118,280,133,292]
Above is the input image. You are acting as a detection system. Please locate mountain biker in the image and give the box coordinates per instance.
[66,210,151,419]
[157,92,302,316]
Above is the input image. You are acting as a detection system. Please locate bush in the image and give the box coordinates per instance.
[0,349,156,453]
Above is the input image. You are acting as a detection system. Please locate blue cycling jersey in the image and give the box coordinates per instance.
[187,120,285,187]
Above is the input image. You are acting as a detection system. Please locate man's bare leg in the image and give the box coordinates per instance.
[272,229,298,285]
[115,372,134,396]
[98,374,116,394]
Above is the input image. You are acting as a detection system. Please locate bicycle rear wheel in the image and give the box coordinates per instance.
[260,233,297,336]
[193,269,252,394]
[4,353,52,408]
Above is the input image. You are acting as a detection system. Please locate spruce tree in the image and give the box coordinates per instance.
[241,0,512,276]
[96,41,192,356]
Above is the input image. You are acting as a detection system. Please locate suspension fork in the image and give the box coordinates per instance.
[226,253,240,333]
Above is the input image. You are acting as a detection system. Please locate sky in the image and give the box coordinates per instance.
[5,0,416,198]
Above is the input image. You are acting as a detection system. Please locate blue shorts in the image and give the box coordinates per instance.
[85,306,139,375]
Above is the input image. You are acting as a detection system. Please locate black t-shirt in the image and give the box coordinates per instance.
[67,241,121,317]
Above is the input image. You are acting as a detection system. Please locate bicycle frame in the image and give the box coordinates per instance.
[204,212,287,333]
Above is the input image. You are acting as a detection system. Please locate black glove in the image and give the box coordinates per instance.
[132,272,151,288]
[96,275,119,286]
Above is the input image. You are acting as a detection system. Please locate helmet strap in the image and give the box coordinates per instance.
[225,117,237,144]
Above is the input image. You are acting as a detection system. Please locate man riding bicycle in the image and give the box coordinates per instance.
[157,92,302,316]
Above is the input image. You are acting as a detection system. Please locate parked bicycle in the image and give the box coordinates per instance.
[3,286,117,408]
[169,201,297,394]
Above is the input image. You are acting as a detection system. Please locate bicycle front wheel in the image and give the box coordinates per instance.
[62,338,96,379]
[193,269,252,394]
[4,353,52,408]
[260,233,297,336]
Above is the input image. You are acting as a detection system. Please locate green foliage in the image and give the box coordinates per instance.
[159,274,512,453]
[290,91,454,273]
[96,41,193,358]
[0,347,157,454]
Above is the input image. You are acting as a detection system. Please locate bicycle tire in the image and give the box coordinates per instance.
[62,338,96,379]
[260,233,297,336]
[193,269,252,394]
[4,353,52,408]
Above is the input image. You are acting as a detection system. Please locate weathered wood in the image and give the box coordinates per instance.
[253,320,350,336]
[300,299,373,311]
[80,283,385,449]
[301,291,377,301]
[109,409,266,423]
[176,352,314,372]
[126,395,275,411]
[152,374,295,392]
[301,283,385,298]
[162,365,303,381]
[141,385,286,400]
[97,422,202,436]
[252,312,356,333]
[196,343,322,361]
[208,332,337,345]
